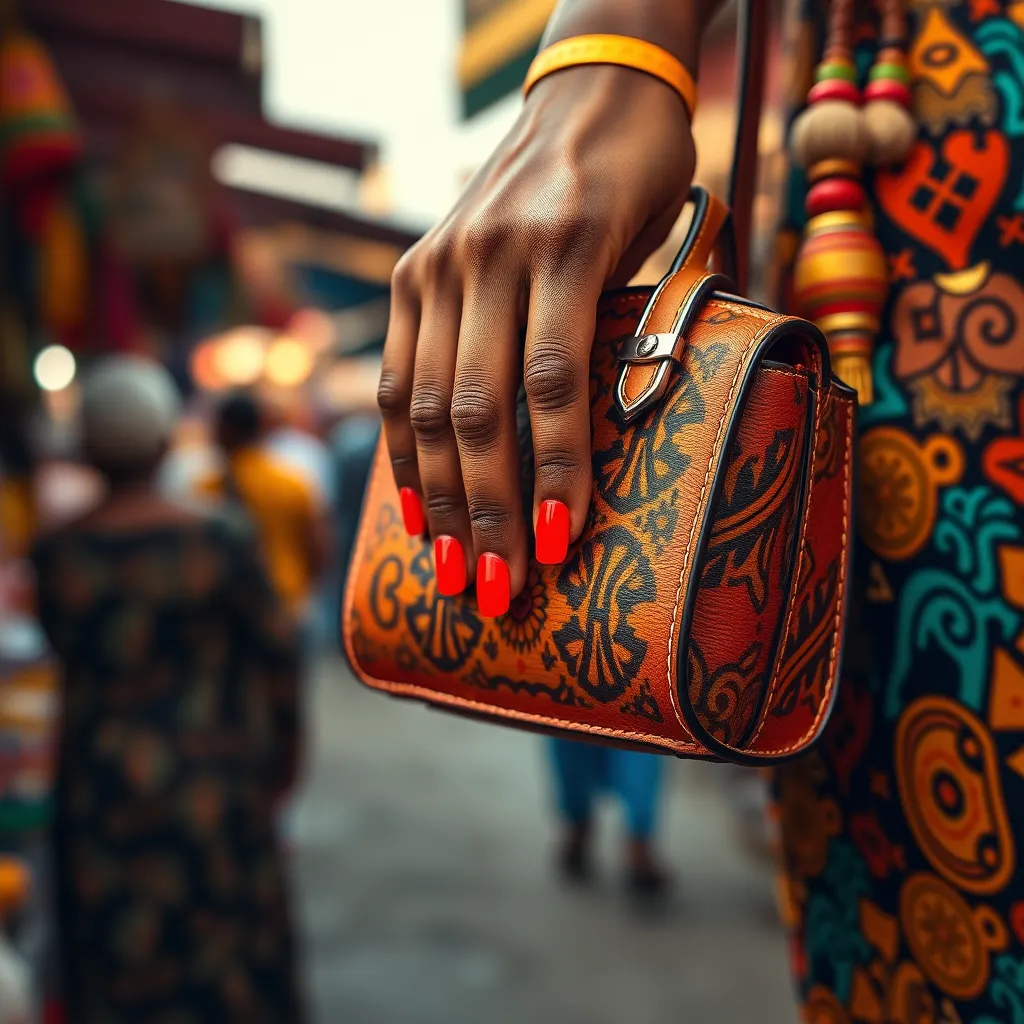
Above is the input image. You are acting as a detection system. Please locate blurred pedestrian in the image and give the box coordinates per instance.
[198,391,328,628]
[548,739,669,898]
[32,357,303,1023]
[329,412,380,581]
[197,390,328,845]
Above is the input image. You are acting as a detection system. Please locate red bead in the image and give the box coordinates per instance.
[808,79,861,106]
[805,178,866,218]
[863,79,912,107]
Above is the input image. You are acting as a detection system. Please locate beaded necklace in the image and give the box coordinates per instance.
[790,0,915,404]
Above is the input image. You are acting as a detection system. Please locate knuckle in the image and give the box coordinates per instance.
[422,233,456,280]
[535,449,585,477]
[389,452,419,474]
[450,389,503,449]
[467,500,515,539]
[408,388,453,444]
[391,250,417,296]
[423,492,465,523]
[534,450,590,495]
[376,369,410,418]
[459,213,504,263]
[523,348,582,411]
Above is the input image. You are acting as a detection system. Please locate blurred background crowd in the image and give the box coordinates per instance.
[0,1,798,1021]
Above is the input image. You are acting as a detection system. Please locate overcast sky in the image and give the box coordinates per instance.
[186,0,520,226]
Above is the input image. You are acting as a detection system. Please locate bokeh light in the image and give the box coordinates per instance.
[265,336,313,387]
[33,345,76,392]
[213,328,266,386]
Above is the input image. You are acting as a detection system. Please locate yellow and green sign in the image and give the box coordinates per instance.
[458,0,555,118]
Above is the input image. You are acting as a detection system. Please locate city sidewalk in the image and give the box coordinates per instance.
[291,657,799,1024]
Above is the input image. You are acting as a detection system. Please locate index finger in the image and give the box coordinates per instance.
[377,256,425,537]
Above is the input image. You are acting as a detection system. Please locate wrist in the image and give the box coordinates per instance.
[523,63,694,158]
[540,1,713,78]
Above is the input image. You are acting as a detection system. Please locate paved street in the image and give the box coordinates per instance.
[290,657,799,1024]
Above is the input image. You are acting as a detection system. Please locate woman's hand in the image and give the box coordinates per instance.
[377,65,696,614]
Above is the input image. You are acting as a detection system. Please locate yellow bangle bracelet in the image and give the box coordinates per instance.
[523,34,697,120]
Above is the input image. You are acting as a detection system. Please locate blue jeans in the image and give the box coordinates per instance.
[548,739,664,840]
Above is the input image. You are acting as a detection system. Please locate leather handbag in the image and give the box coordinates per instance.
[341,2,856,765]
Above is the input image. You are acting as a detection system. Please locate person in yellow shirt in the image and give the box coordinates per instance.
[199,391,328,620]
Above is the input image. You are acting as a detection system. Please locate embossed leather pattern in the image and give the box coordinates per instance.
[343,287,856,764]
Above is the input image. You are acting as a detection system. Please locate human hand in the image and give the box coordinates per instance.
[377,66,696,614]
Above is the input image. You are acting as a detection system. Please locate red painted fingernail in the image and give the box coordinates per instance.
[399,488,425,536]
[535,499,570,564]
[434,535,467,596]
[477,553,510,617]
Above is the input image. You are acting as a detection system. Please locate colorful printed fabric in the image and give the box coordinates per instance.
[31,517,302,1024]
[773,3,1024,1022]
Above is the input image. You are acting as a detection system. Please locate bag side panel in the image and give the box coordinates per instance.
[687,364,814,749]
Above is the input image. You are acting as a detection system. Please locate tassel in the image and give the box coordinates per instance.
[833,353,874,405]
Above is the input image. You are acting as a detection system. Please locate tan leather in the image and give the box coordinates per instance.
[342,283,855,763]
[616,194,729,421]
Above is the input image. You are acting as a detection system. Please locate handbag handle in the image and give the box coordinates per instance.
[615,2,769,423]
[724,0,769,296]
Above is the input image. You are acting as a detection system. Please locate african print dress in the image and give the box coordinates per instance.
[32,517,302,1024]
[773,3,1024,1022]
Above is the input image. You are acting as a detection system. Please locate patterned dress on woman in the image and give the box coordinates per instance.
[773,2,1024,1022]
[32,516,302,1023]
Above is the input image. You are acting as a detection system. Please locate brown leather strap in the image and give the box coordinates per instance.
[616,194,730,420]
[614,4,771,423]
[724,0,769,296]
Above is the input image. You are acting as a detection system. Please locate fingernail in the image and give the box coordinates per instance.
[434,535,467,596]
[535,499,570,564]
[477,553,510,617]
[399,488,425,536]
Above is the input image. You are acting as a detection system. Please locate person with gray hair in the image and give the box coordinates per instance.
[30,356,305,1022]
[77,356,182,479]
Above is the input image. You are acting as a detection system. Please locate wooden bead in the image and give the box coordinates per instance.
[791,100,868,169]
[868,61,910,84]
[863,99,917,165]
[876,47,905,65]
[863,79,912,107]
[806,177,866,217]
[808,158,861,183]
[792,211,888,337]
[816,59,857,83]
[808,79,860,106]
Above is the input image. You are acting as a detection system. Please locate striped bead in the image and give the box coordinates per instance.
[792,211,888,337]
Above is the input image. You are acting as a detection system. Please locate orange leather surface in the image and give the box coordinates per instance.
[342,285,855,762]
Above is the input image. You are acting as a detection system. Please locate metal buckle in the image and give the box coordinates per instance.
[616,333,680,363]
